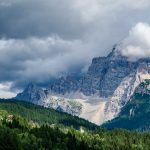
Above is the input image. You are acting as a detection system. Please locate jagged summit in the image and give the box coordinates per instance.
[107,44,122,57]
[16,82,47,103]
[91,45,123,64]
[16,46,150,125]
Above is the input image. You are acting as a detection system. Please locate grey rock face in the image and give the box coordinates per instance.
[48,76,79,95]
[16,83,82,116]
[47,46,150,99]
[16,83,47,103]
[103,57,150,120]
[135,79,150,95]
[103,80,150,131]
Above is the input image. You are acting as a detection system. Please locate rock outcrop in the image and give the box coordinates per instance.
[103,80,150,131]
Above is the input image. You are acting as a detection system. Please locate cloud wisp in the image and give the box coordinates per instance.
[0,82,16,98]
[121,22,150,60]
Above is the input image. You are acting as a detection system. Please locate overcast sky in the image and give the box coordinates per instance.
[0,0,150,98]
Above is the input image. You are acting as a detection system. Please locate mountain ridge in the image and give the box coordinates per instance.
[103,79,150,131]
[16,45,150,125]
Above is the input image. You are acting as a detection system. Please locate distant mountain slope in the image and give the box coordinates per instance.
[16,45,150,124]
[0,99,97,130]
[103,79,150,131]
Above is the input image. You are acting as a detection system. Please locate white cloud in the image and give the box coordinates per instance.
[0,35,102,88]
[121,22,150,60]
[0,82,16,98]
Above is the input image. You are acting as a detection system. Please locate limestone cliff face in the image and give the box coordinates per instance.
[16,46,150,124]
[103,80,150,131]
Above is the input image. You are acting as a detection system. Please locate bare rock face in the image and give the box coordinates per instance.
[16,83,47,103]
[103,79,150,131]
[16,83,82,116]
[48,76,79,95]
[16,45,150,124]
[135,79,150,95]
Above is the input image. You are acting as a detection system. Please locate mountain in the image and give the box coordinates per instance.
[16,83,83,116]
[16,83,47,103]
[16,45,150,125]
[103,79,150,131]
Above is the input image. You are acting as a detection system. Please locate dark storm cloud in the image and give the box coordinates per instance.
[0,36,95,89]
[0,0,150,97]
[0,0,83,39]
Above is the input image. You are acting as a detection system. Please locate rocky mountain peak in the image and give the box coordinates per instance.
[90,45,122,66]
[16,82,47,103]
[107,44,125,59]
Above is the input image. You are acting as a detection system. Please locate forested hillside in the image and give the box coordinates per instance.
[1,108,150,149]
[1,99,150,149]
[0,99,97,130]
